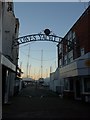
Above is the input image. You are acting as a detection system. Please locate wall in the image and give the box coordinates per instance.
[58,6,90,67]
[2,2,16,61]
[72,6,90,55]
[50,68,64,93]
[0,1,2,119]
[1,2,19,103]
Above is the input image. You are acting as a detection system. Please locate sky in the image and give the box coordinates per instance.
[14,2,89,79]
[13,0,89,2]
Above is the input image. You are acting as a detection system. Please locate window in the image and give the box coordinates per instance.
[66,45,68,52]
[59,43,62,54]
[69,57,73,63]
[72,31,76,39]
[68,50,73,63]
[64,78,69,90]
[7,2,13,12]
[81,48,85,56]
[64,54,67,65]
[84,78,90,92]
[15,25,17,33]
[70,79,73,91]
[68,31,72,42]
[67,41,71,51]
[59,59,62,67]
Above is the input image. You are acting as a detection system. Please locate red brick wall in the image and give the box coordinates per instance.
[58,6,90,67]
[72,6,90,54]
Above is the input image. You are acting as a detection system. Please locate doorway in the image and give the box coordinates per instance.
[2,66,6,104]
[75,78,81,99]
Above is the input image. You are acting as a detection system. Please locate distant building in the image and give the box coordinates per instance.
[50,68,64,94]
[44,77,50,86]
[57,5,90,101]
[0,1,19,104]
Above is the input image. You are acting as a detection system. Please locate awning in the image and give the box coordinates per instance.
[1,54,16,72]
[59,53,90,78]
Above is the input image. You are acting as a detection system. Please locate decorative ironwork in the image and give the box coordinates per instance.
[13,33,63,47]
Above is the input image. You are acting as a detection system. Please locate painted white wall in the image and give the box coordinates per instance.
[54,68,64,92]
[50,68,64,93]
[1,55,16,71]
[44,77,50,85]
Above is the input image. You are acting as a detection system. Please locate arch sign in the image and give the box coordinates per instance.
[13,29,62,47]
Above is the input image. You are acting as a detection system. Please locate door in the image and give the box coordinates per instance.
[2,66,6,104]
[75,79,81,99]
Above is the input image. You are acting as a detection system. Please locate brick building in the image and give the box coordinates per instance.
[57,5,90,101]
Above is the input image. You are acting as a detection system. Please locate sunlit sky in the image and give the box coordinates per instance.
[14,2,89,79]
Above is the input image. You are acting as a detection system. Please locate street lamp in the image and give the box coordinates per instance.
[44,29,51,36]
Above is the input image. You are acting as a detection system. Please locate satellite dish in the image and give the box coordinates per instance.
[44,29,51,36]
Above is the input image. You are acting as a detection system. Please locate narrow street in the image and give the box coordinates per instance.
[2,85,90,119]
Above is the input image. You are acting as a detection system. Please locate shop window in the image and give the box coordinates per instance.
[64,79,69,90]
[15,25,17,33]
[84,79,90,92]
[70,79,73,91]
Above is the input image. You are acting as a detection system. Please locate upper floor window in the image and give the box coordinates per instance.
[7,2,13,12]
[59,59,62,67]
[81,48,85,56]
[67,41,73,51]
[59,43,63,54]
[64,54,68,65]
[72,31,76,39]
[15,24,17,33]
[68,31,72,42]
[68,50,73,63]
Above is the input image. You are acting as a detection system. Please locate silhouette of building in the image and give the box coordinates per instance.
[50,5,90,102]
[0,1,19,104]
[57,5,90,101]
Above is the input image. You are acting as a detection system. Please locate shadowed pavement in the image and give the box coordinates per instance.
[2,85,90,119]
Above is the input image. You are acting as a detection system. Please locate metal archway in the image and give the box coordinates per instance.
[13,29,63,47]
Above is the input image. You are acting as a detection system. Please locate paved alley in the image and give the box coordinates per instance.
[2,85,90,119]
